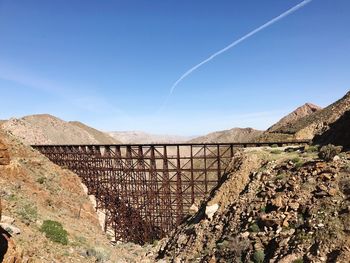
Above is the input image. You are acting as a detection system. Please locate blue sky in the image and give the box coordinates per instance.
[0,0,349,135]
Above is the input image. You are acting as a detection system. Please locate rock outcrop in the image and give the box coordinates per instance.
[0,139,10,165]
[313,110,350,150]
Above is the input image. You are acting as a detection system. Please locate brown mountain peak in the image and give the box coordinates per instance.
[268,103,322,133]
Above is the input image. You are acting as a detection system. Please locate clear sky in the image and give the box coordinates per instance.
[0,0,349,135]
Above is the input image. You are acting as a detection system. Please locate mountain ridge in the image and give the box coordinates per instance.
[1,114,120,145]
[189,127,264,143]
[108,131,194,144]
[257,90,350,141]
[267,103,322,133]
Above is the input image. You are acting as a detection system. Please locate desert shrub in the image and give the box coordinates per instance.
[216,237,249,262]
[275,174,286,180]
[18,203,38,223]
[249,223,260,233]
[291,157,301,163]
[294,160,304,169]
[253,250,265,263]
[318,144,343,161]
[40,220,68,245]
[289,157,304,168]
[85,247,110,262]
[305,145,319,153]
[36,176,46,184]
[343,163,350,173]
[5,193,17,202]
[292,259,304,263]
[270,149,282,154]
[271,144,279,148]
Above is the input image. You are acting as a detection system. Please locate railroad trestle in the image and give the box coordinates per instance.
[33,141,308,244]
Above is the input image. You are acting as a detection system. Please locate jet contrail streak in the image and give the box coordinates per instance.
[168,0,312,96]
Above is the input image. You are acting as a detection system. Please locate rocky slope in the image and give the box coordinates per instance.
[190,128,264,143]
[0,129,153,262]
[313,109,350,151]
[1,114,119,145]
[108,131,193,144]
[157,146,350,262]
[268,103,322,133]
[257,91,350,142]
[273,91,349,139]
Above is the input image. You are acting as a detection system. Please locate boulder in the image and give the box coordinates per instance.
[318,144,342,162]
[0,199,23,262]
[205,204,219,220]
[0,223,21,235]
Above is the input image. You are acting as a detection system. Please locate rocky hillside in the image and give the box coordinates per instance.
[1,114,119,145]
[257,91,350,142]
[108,131,193,144]
[190,128,264,143]
[313,109,350,151]
[272,91,349,139]
[157,146,350,262]
[268,103,322,133]
[0,129,153,262]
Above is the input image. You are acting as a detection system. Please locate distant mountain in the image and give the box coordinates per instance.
[268,103,322,133]
[257,90,350,141]
[69,121,120,144]
[108,131,194,144]
[1,114,120,145]
[189,128,264,143]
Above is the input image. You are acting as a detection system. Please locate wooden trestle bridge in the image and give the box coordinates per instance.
[33,141,309,244]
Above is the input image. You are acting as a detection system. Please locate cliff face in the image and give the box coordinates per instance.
[313,109,350,150]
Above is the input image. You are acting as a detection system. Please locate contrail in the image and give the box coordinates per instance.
[167,0,312,97]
